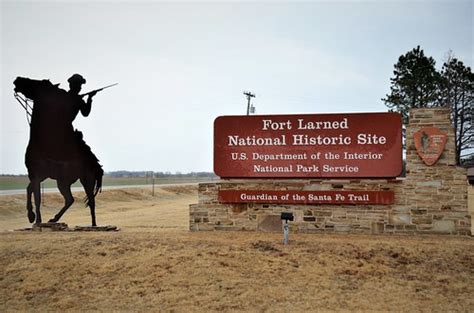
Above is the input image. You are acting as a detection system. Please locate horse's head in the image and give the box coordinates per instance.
[13,77,27,93]
[14,77,57,100]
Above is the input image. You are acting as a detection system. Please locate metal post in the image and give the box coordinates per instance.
[41,182,44,205]
[152,171,155,197]
[281,212,293,245]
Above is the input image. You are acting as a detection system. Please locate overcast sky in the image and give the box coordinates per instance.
[1,0,472,174]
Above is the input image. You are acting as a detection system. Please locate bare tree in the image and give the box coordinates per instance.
[439,57,473,165]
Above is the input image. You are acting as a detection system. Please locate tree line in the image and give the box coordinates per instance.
[382,46,473,165]
[106,171,216,178]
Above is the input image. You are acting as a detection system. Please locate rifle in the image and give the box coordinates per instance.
[80,83,118,98]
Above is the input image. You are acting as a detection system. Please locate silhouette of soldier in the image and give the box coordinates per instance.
[65,73,96,124]
[14,74,106,226]
[62,74,98,162]
[15,74,101,168]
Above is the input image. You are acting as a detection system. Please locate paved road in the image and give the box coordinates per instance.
[0,182,203,196]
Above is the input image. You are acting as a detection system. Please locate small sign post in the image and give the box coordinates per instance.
[281,212,294,245]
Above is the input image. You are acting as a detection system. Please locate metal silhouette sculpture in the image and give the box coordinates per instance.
[13,74,115,226]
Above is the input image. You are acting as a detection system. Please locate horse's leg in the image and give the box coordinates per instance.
[31,179,42,224]
[81,176,97,227]
[49,179,74,223]
[26,182,35,223]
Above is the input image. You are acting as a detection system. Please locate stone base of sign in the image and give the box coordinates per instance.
[191,108,470,235]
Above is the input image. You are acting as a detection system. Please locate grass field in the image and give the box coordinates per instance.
[0,186,473,311]
[0,175,216,190]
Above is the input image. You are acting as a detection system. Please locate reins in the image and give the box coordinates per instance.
[14,92,33,126]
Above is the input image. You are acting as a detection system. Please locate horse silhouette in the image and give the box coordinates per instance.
[14,76,103,226]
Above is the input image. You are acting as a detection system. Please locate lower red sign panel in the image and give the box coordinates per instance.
[218,190,394,205]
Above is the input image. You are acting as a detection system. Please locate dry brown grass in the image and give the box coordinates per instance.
[1,186,473,312]
[0,185,195,232]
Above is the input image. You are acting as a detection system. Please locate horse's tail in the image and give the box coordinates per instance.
[73,130,103,208]
[84,163,103,208]
[94,166,103,196]
[85,165,103,207]
[94,165,104,197]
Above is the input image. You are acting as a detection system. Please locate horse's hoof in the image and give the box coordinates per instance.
[27,211,35,223]
[48,219,57,223]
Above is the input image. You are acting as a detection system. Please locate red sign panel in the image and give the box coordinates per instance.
[214,113,402,178]
[218,190,395,205]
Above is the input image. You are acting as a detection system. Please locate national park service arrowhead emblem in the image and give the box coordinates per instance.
[413,127,447,166]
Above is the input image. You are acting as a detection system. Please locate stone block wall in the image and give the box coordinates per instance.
[190,108,470,235]
[401,108,469,234]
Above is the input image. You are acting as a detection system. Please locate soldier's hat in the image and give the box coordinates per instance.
[68,74,86,85]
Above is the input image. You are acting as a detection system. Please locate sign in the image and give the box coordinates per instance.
[218,190,395,205]
[214,112,402,178]
[414,127,447,166]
